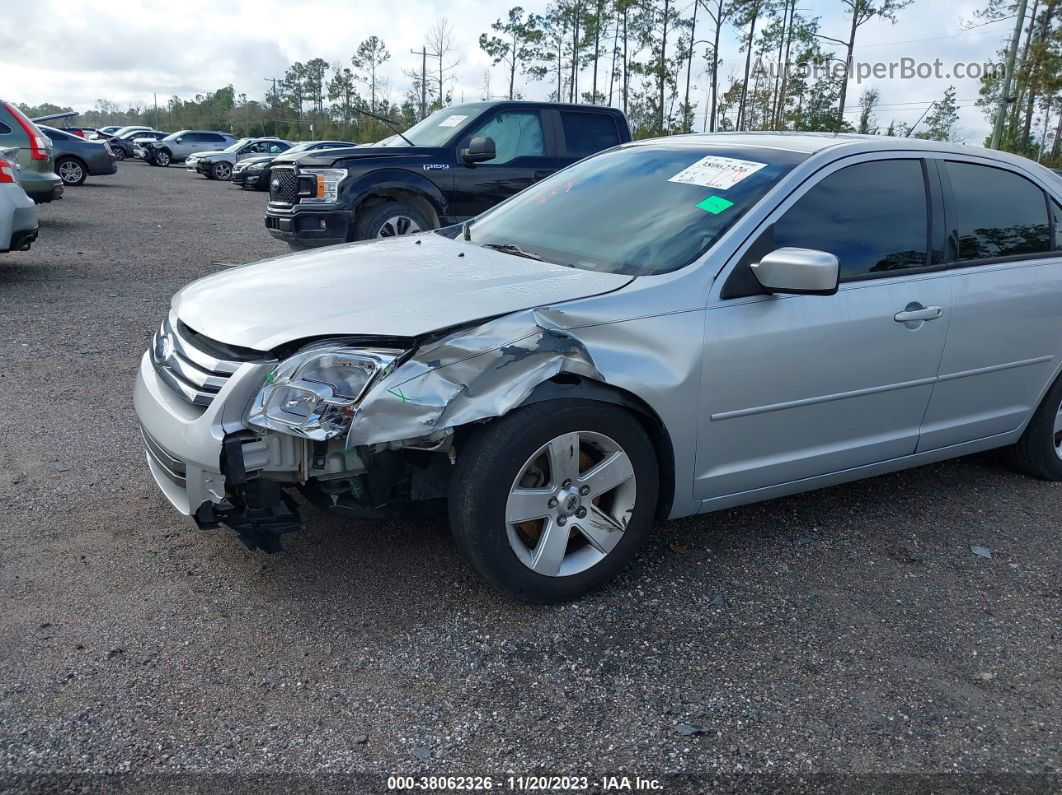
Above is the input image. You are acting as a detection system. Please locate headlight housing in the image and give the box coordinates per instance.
[247,162,267,172]
[299,167,347,203]
[247,343,403,440]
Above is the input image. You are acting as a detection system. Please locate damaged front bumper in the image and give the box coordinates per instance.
[133,352,309,549]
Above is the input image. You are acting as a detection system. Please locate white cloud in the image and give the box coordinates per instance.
[1,0,1012,141]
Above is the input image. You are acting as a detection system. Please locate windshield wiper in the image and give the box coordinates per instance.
[480,242,543,261]
[352,108,415,147]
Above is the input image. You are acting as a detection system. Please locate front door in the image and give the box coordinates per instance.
[450,109,556,218]
[697,157,952,500]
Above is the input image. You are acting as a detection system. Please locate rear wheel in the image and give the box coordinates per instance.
[1007,373,1062,480]
[449,400,658,603]
[212,161,232,180]
[352,201,432,241]
[56,157,87,186]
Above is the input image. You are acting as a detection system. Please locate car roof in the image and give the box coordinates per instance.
[629,131,1055,173]
[444,99,625,115]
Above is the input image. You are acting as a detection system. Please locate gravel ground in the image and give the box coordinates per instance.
[0,161,1060,791]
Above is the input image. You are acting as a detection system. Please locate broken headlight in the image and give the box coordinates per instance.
[247,344,403,440]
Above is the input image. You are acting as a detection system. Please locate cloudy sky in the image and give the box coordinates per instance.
[2,0,1015,142]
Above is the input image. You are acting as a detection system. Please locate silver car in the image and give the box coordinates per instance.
[134,133,1062,602]
[142,130,236,166]
[0,147,37,252]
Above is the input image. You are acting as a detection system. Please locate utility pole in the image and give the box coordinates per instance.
[264,77,279,136]
[410,47,428,119]
[992,0,1029,150]
[411,46,442,119]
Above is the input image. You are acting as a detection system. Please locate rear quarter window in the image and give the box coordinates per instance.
[561,112,621,159]
[0,120,11,135]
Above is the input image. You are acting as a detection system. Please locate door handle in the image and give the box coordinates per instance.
[894,305,943,323]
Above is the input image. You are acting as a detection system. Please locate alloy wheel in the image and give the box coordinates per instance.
[377,215,422,238]
[155,151,170,166]
[1054,398,1062,460]
[58,161,84,184]
[505,431,637,577]
[214,162,232,180]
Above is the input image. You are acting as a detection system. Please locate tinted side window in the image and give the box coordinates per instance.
[467,111,545,164]
[946,161,1050,260]
[561,112,620,159]
[0,120,11,134]
[774,159,929,279]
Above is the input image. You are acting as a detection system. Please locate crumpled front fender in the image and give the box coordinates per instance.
[347,309,602,447]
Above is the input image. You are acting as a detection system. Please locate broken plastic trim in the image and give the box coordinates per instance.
[348,308,603,448]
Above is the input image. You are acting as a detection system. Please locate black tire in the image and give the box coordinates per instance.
[352,201,433,241]
[449,400,659,603]
[1007,373,1062,480]
[152,149,171,167]
[113,147,126,161]
[212,161,232,180]
[56,157,87,186]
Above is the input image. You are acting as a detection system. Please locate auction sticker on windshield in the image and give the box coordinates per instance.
[438,115,469,128]
[668,155,767,190]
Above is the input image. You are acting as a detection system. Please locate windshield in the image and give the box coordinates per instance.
[224,138,252,152]
[467,144,805,276]
[376,106,478,147]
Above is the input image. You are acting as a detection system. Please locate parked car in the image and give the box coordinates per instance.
[109,129,167,160]
[187,137,293,181]
[134,133,1062,601]
[0,147,37,253]
[0,101,63,203]
[97,126,122,137]
[232,140,355,190]
[39,125,118,186]
[141,130,237,166]
[265,100,631,246]
[99,125,151,141]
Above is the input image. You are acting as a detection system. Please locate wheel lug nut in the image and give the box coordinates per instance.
[548,498,558,508]
[557,516,567,526]
[579,485,590,496]
[562,479,572,488]
[576,508,587,519]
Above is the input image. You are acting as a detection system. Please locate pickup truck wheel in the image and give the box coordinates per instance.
[212,161,232,180]
[152,149,171,167]
[353,202,431,241]
[449,400,658,603]
[56,157,87,186]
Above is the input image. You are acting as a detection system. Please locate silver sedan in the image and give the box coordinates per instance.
[134,133,1062,602]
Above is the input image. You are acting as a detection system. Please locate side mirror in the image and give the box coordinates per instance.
[750,247,839,296]
[461,136,496,164]
[175,137,183,143]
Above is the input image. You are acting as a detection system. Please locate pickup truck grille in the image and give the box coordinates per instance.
[269,167,299,204]
[151,317,266,407]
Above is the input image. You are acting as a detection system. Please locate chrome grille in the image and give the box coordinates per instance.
[151,316,266,406]
[269,167,299,203]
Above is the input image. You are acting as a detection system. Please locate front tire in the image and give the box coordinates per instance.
[352,201,432,241]
[113,147,126,161]
[1008,373,1062,480]
[56,157,87,186]
[212,161,232,180]
[449,400,658,603]
[152,149,171,167]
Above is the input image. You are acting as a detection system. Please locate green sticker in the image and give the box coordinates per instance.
[697,196,734,215]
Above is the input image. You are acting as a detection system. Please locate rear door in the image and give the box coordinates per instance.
[917,158,1062,450]
[556,109,623,170]
[697,156,952,500]
[450,108,557,218]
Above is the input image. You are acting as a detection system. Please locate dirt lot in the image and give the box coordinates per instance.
[0,161,1059,790]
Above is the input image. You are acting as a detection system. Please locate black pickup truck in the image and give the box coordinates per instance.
[264,100,631,247]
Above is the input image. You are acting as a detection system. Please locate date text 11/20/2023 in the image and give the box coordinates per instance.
[386,775,664,791]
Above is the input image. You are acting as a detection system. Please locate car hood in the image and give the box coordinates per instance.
[188,149,225,159]
[236,155,273,167]
[173,233,634,350]
[275,145,446,166]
